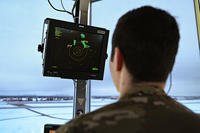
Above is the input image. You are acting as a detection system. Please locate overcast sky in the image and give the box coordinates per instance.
[0,0,200,96]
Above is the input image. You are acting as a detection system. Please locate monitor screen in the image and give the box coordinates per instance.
[42,18,109,80]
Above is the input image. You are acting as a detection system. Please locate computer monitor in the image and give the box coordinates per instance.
[41,18,109,80]
[44,124,61,133]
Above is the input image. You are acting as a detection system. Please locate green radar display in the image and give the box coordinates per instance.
[41,18,109,80]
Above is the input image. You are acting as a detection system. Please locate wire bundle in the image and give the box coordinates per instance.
[48,0,78,19]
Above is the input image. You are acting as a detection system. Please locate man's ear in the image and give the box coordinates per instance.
[113,47,123,71]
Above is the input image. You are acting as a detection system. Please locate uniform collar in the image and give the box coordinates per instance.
[119,86,167,101]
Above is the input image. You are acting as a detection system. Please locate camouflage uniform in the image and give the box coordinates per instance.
[56,87,200,133]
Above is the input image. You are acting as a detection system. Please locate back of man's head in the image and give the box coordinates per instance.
[111,6,180,82]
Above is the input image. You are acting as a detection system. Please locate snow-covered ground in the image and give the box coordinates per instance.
[0,99,199,133]
[0,99,115,133]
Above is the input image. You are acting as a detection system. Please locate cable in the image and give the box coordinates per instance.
[0,115,41,122]
[48,0,73,15]
[72,0,77,13]
[72,0,78,18]
[26,108,68,120]
[166,72,172,95]
[60,0,67,12]
[6,101,69,121]
[48,0,79,20]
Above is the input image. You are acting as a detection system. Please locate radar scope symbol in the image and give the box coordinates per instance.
[68,33,91,62]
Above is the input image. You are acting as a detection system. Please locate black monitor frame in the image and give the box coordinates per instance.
[44,124,61,133]
[42,18,109,80]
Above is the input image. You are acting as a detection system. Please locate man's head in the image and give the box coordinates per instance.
[110,6,179,87]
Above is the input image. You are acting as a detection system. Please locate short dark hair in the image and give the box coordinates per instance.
[111,6,180,82]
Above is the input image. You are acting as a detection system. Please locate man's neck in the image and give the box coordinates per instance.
[116,64,166,98]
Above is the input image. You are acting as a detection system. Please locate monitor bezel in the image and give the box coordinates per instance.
[43,18,109,80]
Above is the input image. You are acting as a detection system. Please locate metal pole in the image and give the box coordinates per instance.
[73,0,91,118]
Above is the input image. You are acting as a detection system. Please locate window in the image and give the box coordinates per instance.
[0,1,199,133]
